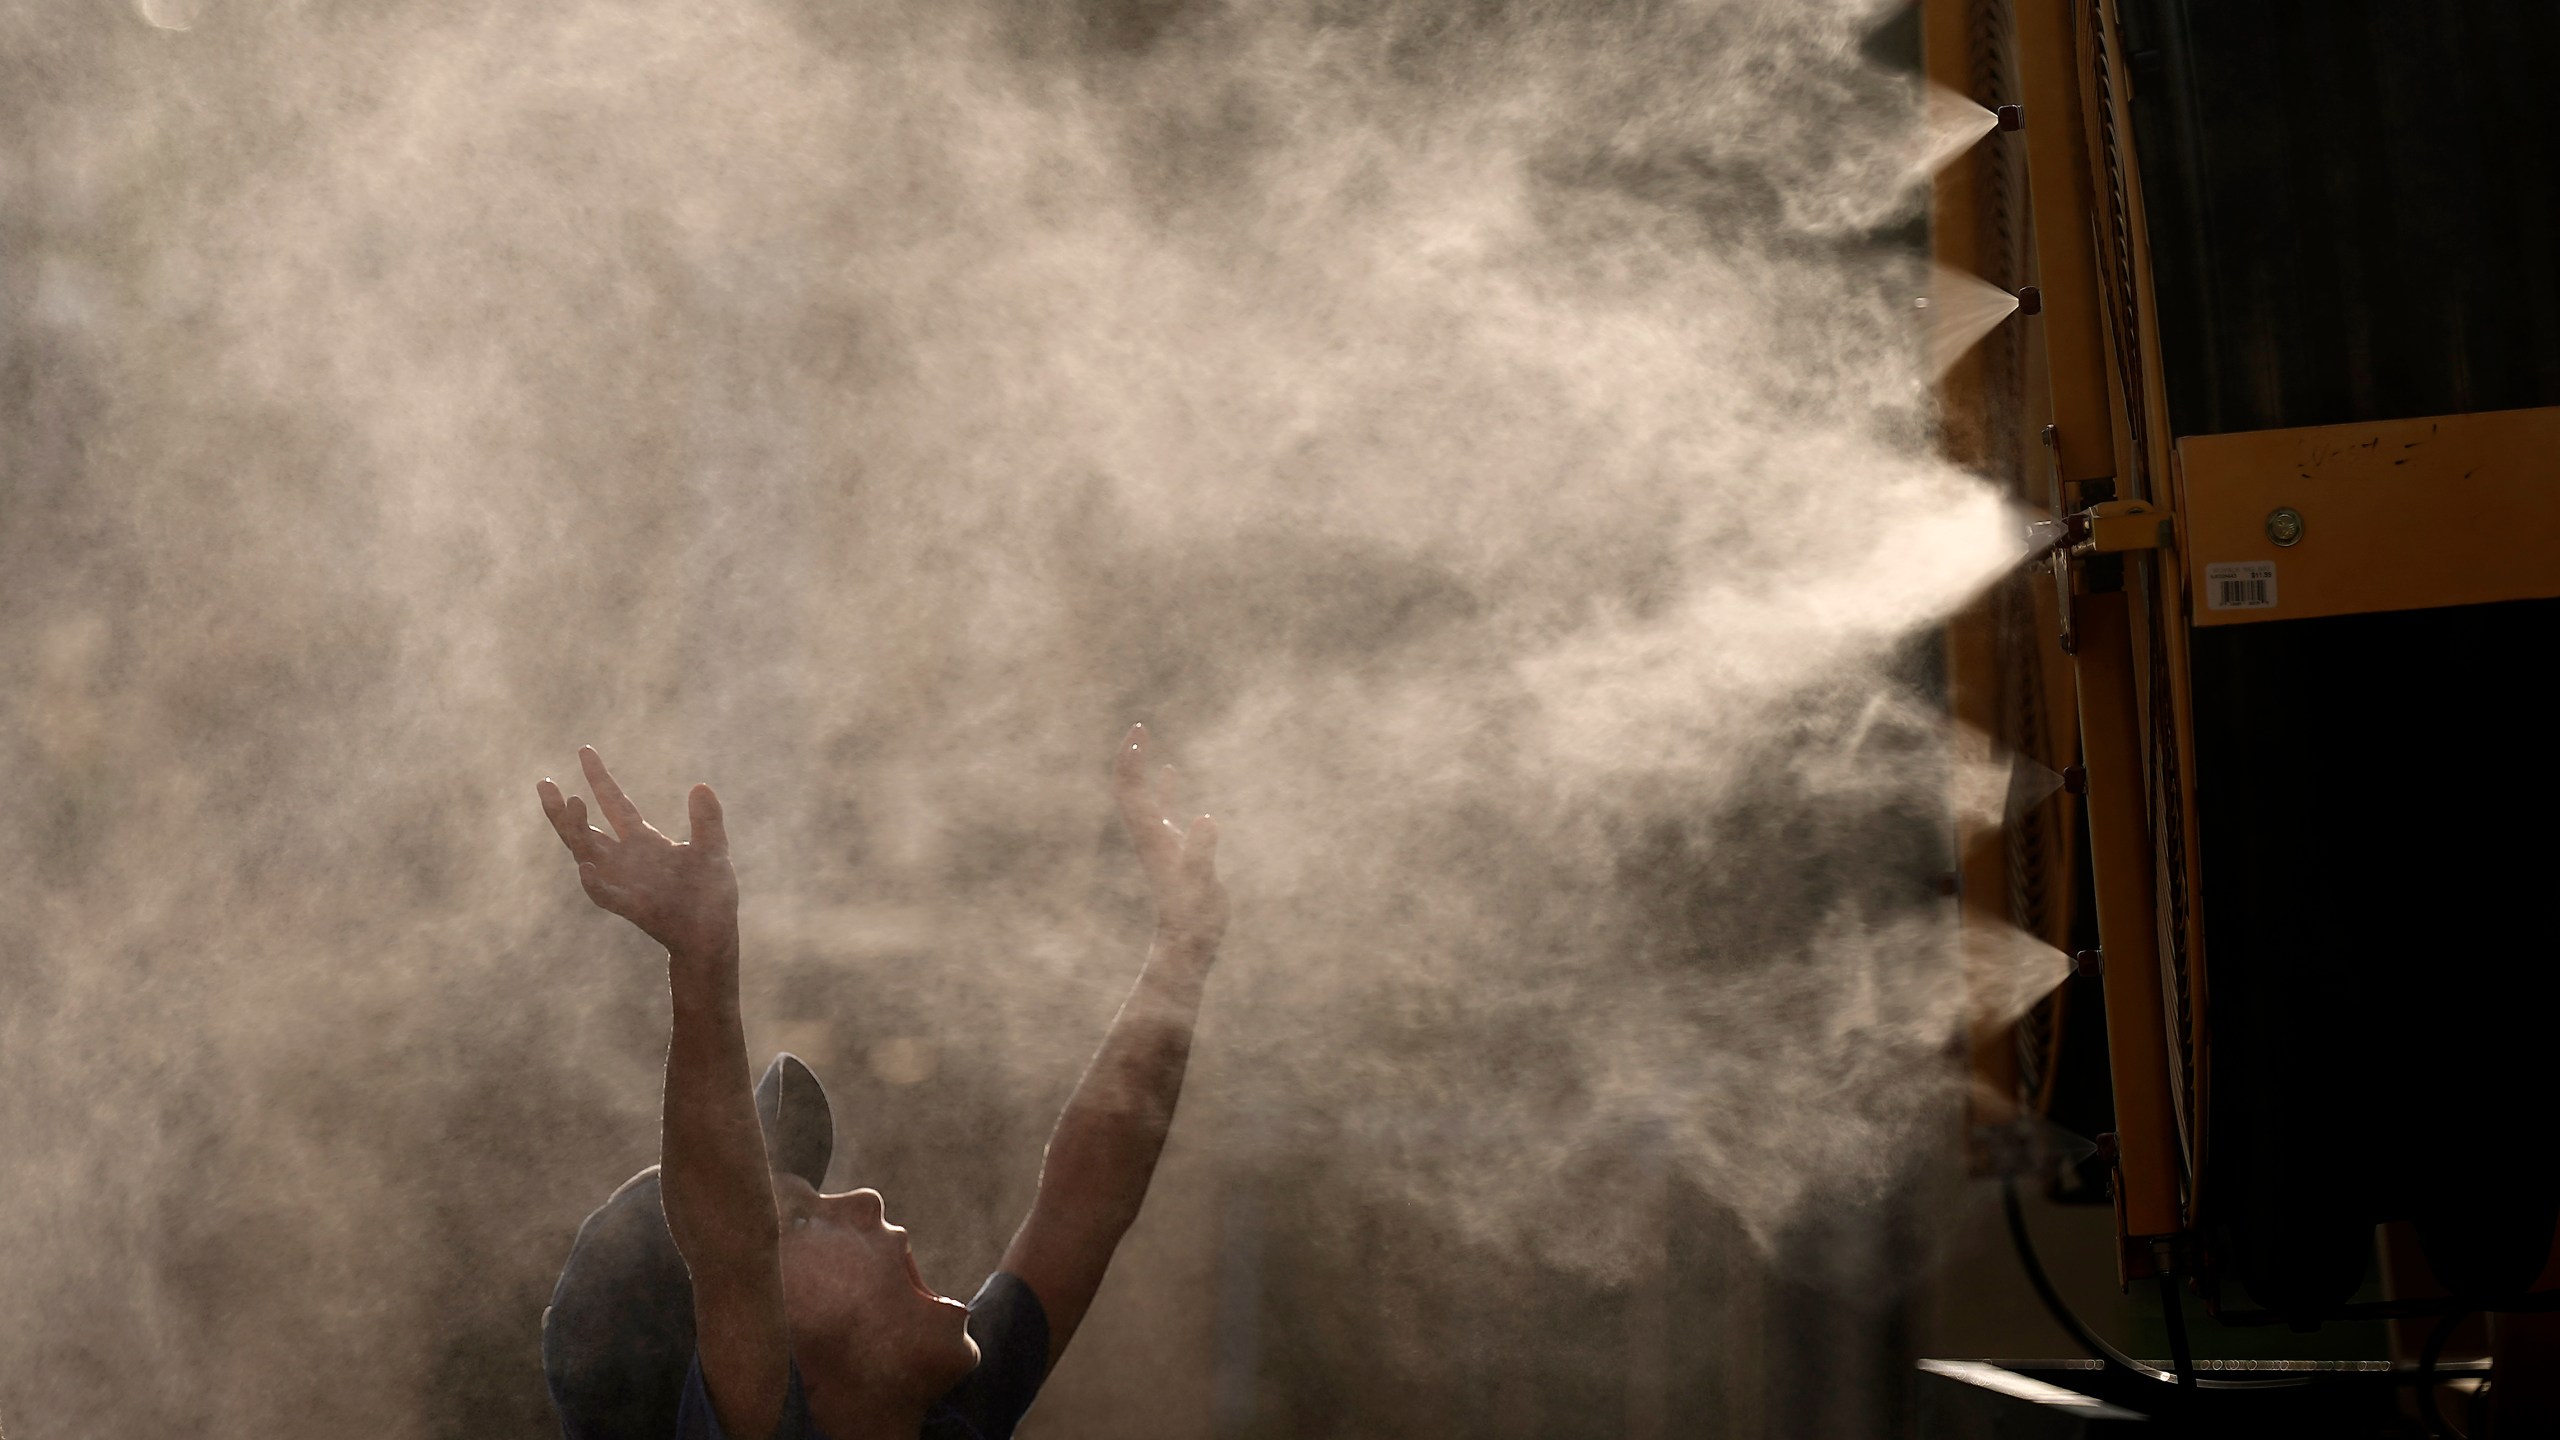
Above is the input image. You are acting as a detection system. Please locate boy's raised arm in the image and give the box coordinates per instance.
[999,725,1230,1371]
[540,748,789,1440]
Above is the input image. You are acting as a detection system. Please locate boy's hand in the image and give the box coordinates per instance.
[1115,725,1227,953]
[544,747,780,1438]
[1000,727,1231,1370]
[538,746,737,960]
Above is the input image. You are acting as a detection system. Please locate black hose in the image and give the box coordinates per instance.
[2002,1174,2173,1382]
[2159,1272,2199,1389]
[2419,1309,2470,1440]
[2000,1175,2305,1393]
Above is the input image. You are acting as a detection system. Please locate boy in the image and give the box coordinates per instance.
[537,726,1227,1439]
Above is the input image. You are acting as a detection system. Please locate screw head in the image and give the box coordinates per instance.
[2265,507,2305,547]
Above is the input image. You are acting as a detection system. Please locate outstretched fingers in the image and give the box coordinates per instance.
[1112,725,1151,809]
[580,745,660,842]
[687,783,728,860]
[1114,725,1183,882]
[1182,813,1218,877]
[1163,813,1226,948]
[538,777,608,863]
[545,753,737,952]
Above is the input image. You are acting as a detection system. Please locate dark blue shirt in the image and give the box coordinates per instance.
[674,1272,1049,1440]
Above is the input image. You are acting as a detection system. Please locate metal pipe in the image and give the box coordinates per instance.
[2071,590,2184,1255]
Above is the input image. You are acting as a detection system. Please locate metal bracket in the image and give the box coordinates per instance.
[2021,430,2178,654]
[2067,499,2175,557]
[2040,426,2079,654]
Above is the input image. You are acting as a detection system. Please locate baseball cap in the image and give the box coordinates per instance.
[541,1053,835,1438]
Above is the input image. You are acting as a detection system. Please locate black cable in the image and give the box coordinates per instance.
[2001,1174,2172,1382]
[2000,1175,2305,1392]
[2159,1272,2199,1389]
[2419,1309,2470,1440]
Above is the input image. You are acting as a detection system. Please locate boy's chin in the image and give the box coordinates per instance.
[940,1327,983,1376]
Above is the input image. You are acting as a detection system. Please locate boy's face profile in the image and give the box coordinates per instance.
[773,1173,980,1396]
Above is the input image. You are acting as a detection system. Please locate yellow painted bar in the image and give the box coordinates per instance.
[2180,406,2560,627]
[2014,0,2121,485]
[2072,591,2183,1249]
[2082,0,2209,1199]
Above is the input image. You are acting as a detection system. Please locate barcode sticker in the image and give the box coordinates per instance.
[2203,561,2278,611]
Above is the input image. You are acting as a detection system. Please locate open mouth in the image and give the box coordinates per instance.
[900,1245,944,1304]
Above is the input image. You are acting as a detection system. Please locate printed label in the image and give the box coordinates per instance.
[2203,561,2278,611]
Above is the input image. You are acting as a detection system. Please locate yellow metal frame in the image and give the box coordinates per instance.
[1929,0,2087,1157]
[2006,0,2193,1269]
[2180,406,2560,627]
[1934,0,2200,1279]
[2092,0,2216,1242]
[2014,0,2119,489]
[2069,593,2181,1255]
[1938,0,2560,1297]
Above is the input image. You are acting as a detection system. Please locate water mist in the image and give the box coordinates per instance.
[0,1,2021,1435]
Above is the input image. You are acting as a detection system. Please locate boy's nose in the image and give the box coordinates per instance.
[838,1188,887,1227]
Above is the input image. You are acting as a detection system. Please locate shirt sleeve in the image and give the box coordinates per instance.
[923,1272,1052,1440]
[674,1352,818,1440]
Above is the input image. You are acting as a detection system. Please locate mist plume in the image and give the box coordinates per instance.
[1,1,2018,1433]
